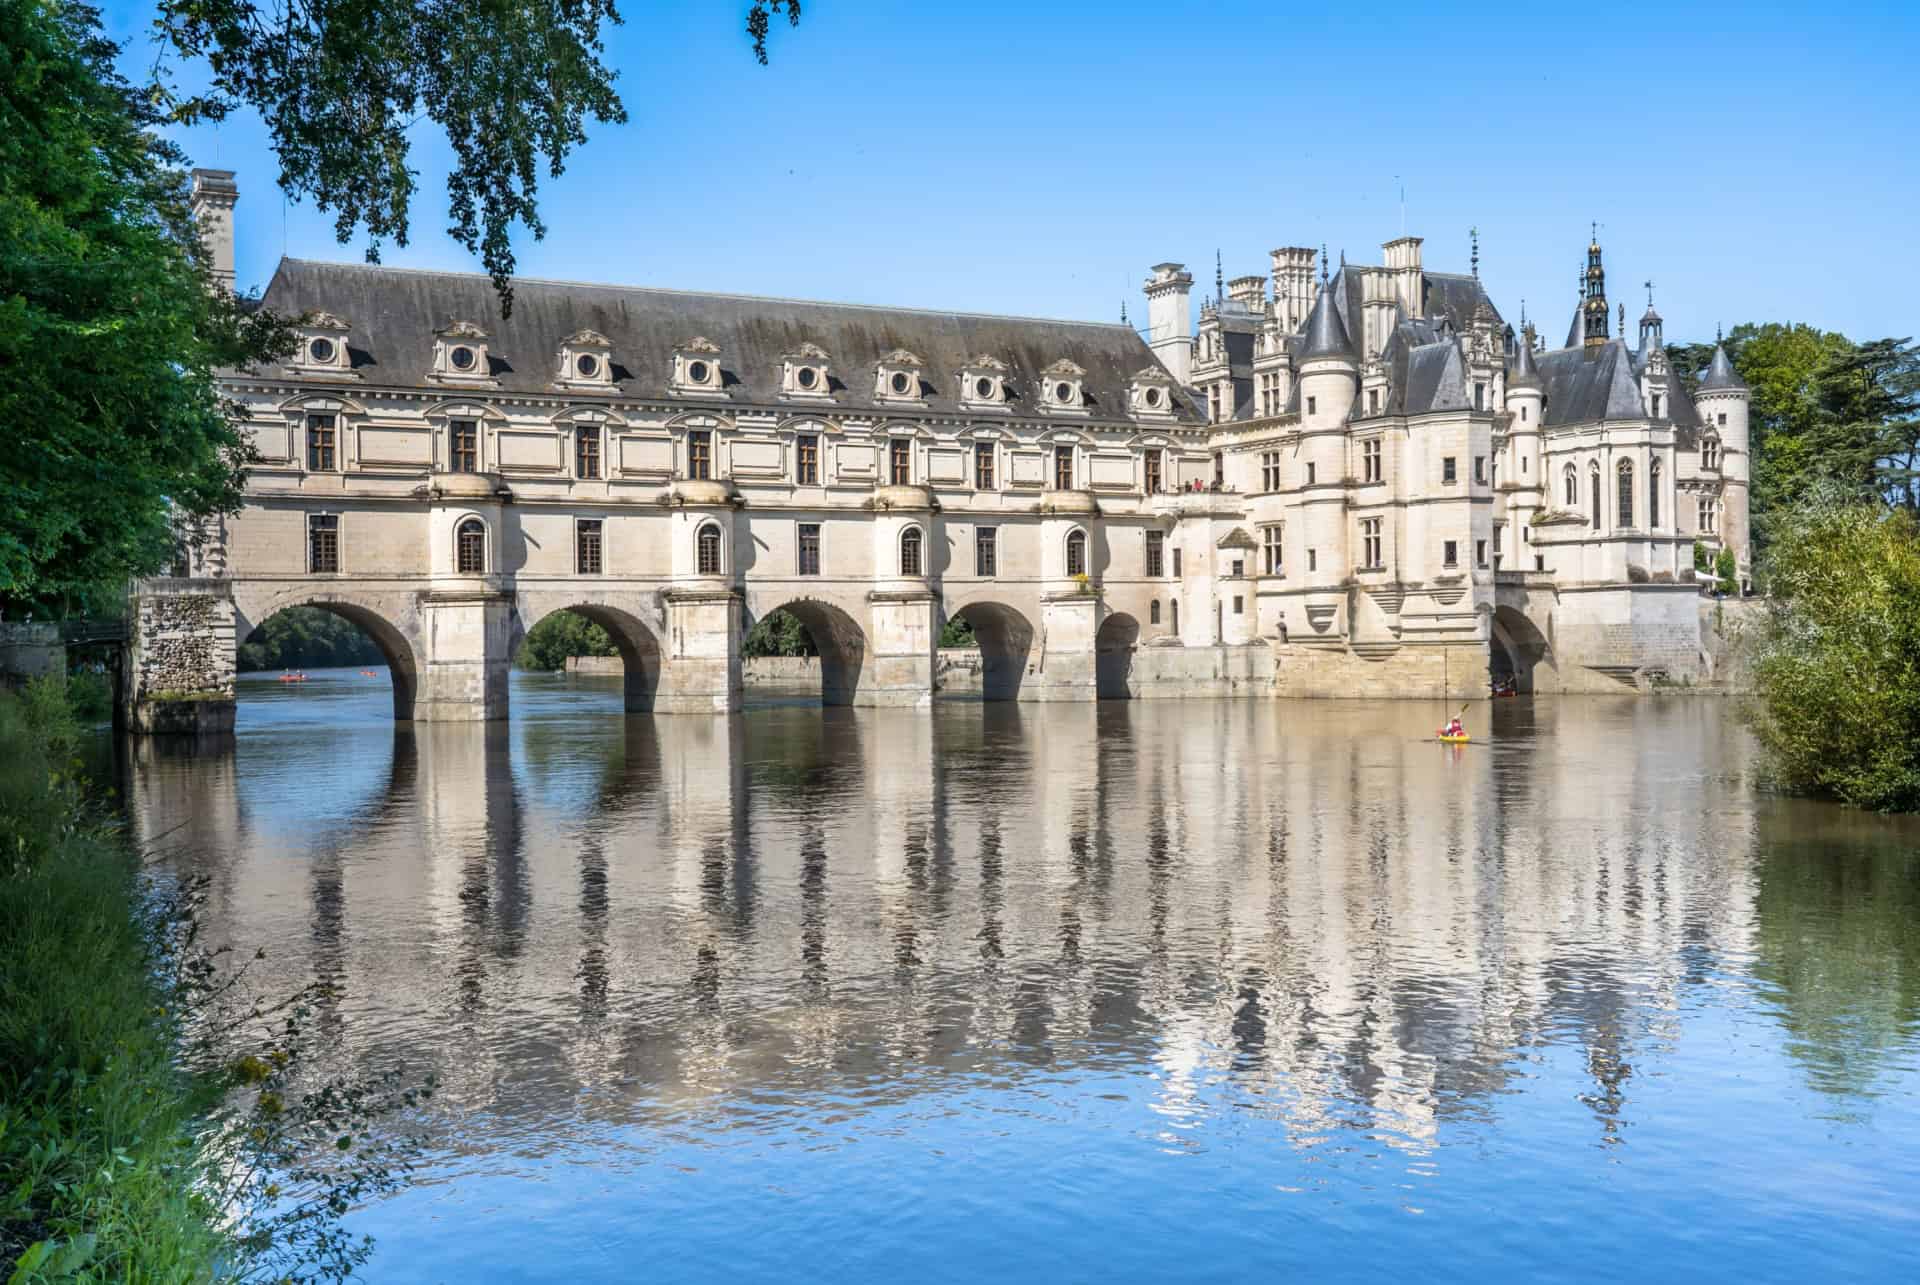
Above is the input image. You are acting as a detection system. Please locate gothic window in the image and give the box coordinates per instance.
[796,434,819,485]
[975,527,997,577]
[890,438,911,486]
[696,523,723,576]
[1173,547,1182,578]
[576,519,603,574]
[1171,599,1180,634]
[900,526,924,577]
[687,430,712,480]
[1145,530,1165,578]
[450,420,479,473]
[307,513,339,573]
[455,518,486,574]
[1363,438,1382,484]
[1144,448,1163,494]
[1698,497,1719,536]
[1361,517,1383,569]
[1263,525,1284,576]
[797,523,821,576]
[1590,465,1602,531]
[1054,446,1074,491]
[575,426,601,479]
[1564,464,1578,507]
[306,414,337,471]
[1150,600,1161,625]
[975,443,996,491]
[1065,529,1088,578]
[1618,460,1635,529]
[1650,459,1662,527]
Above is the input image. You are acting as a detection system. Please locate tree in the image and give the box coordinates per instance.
[237,606,384,670]
[154,0,802,310]
[1745,489,1920,812]
[1810,337,1920,512]
[741,609,816,658]
[0,0,291,618]
[939,616,977,648]
[515,609,616,670]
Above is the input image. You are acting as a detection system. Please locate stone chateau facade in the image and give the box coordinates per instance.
[126,171,1750,727]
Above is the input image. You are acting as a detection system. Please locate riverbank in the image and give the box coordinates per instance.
[0,686,224,1279]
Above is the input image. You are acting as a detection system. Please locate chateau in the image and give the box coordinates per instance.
[127,171,1750,727]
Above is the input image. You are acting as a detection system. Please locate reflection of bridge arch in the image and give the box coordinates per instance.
[745,596,868,706]
[233,588,425,720]
[1095,611,1141,700]
[941,596,1036,702]
[1491,604,1554,693]
[512,596,664,712]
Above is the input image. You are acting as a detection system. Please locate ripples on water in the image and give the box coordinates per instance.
[119,669,1920,1283]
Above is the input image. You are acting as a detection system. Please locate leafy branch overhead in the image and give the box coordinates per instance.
[154,1,802,313]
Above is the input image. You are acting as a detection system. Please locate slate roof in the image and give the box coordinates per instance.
[1300,284,1355,360]
[1699,343,1747,391]
[1508,338,1543,390]
[251,259,1205,424]
[1532,341,1699,429]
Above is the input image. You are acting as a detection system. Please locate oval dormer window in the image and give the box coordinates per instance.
[576,353,599,378]
[797,366,818,390]
[688,359,710,384]
[451,345,477,372]
[1145,387,1163,408]
[309,337,335,363]
[974,376,994,399]
[1054,382,1073,403]
[890,371,911,394]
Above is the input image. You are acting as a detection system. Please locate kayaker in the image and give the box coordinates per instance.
[1443,717,1465,739]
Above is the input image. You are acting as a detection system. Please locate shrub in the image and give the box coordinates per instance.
[1716,546,1738,595]
[1745,493,1920,811]
[65,669,112,722]
[516,609,617,670]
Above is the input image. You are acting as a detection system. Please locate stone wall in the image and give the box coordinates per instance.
[0,622,64,690]
[125,580,237,734]
[1272,641,1492,700]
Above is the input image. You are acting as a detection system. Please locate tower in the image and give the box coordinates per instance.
[190,168,239,292]
[1696,339,1752,579]
[1143,263,1194,385]
[1582,228,1609,349]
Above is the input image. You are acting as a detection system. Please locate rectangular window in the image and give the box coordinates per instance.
[1260,451,1281,492]
[576,519,603,574]
[1145,530,1165,578]
[1230,558,1245,579]
[796,435,819,485]
[575,428,601,479]
[1172,547,1183,578]
[1305,462,1317,485]
[1474,456,1486,484]
[1476,539,1488,568]
[1363,438,1382,484]
[975,527,997,577]
[1054,446,1074,490]
[1361,517,1382,569]
[1474,382,1486,411]
[1717,412,1727,427]
[1233,595,1244,615]
[1493,524,1504,554]
[450,420,478,473]
[1262,525,1283,576]
[1368,388,1381,414]
[890,438,911,486]
[1307,549,1317,572]
[1213,453,1224,486]
[687,430,712,480]
[1144,449,1163,494]
[307,513,339,573]
[797,523,821,576]
[1651,393,1663,418]
[306,414,337,471]
[1209,386,1223,422]
[1444,539,1459,567]
[975,443,996,490]
[1522,405,1529,422]
[1307,395,1317,416]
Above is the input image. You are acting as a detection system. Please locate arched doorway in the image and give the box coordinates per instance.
[512,603,663,713]
[235,600,422,720]
[1491,605,1553,694]
[1095,611,1140,700]
[943,601,1035,702]
[744,599,867,707]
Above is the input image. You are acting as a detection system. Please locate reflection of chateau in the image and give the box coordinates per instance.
[129,700,1769,1148]
[127,176,1748,726]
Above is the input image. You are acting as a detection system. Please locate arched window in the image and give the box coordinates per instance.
[1589,464,1602,531]
[696,523,723,576]
[900,526,923,577]
[1564,464,1578,507]
[1171,598,1180,635]
[1649,458,1662,527]
[1065,529,1088,578]
[455,517,486,574]
[1150,599,1161,625]
[1617,460,1634,529]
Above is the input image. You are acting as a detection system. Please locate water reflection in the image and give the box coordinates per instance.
[121,672,1920,1282]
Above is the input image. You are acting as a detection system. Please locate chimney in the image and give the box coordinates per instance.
[190,169,239,292]
[1226,275,1266,310]
[1143,262,1194,385]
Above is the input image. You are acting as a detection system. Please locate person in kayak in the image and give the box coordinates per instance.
[1442,717,1465,739]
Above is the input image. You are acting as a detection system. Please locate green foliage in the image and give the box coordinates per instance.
[154,1,801,310]
[1693,540,1712,572]
[742,609,817,658]
[0,0,293,618]
[1715,546,1737,595]
[63,669,112,723]
[938,616,977,648]
[1745,491,1920,812]
[239,607,385,672]
[515,609,616,670]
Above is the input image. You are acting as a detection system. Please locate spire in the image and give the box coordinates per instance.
[1320,244,1328,284]
[1701,342,1747,392]
[1215,250,1224,305]
[1509,326,1544,389]
[1120,300,1129,328]
[1582,228,1609,349]
[1299,283,1354,361]
[1470,225,1480,279]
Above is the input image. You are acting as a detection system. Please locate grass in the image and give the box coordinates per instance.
[0,688,226,1281]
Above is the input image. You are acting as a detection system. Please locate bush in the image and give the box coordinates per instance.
[1716,546,1739,595]
[65,669,112,723]
[516,609,617,670]
[741,609,817,659]
[1745,494,1920,811]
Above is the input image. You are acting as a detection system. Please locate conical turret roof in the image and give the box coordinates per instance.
[1700,343,1746,391]
[1299,284,1353,362]
[1508,337,1543,390]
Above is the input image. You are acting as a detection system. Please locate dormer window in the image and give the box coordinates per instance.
[960,355,1009,407]
[874,349,926,403]
[671,337,723,396]
[781,342,834,399]
[555,329,615,391]
[1127,368,1176,419]
[292,312,354,377]
[431,321,494,384]
[1040,360,1087,413]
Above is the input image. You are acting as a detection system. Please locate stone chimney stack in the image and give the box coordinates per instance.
[190,169,239,292]
[1226,275,1265,310]
[1143,263,1194,385]
[1381,236,1423,315]
[1269,247,1317,330]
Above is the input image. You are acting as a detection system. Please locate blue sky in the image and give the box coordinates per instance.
[103,0,1920,345]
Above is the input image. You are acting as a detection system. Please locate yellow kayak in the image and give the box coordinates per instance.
[1438,733,1471,744]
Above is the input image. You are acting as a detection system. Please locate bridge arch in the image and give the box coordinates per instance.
[232,589,425,721]
[941,597,1036,702]
[1491,604,1554,694]
[744,596,868,706]
[1095,611,1141,700]
[511,598,664,712]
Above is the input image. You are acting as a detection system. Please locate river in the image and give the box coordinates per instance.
[118,669,1920,1283]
